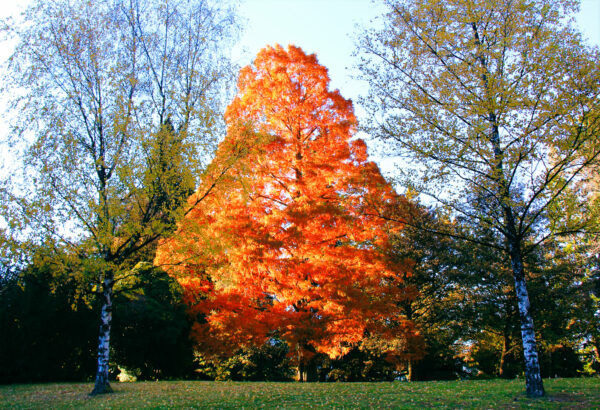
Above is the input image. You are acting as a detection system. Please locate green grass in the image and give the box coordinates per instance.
[1,378,598,409]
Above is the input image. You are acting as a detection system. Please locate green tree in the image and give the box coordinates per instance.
[358,0,600,397]
[2,0,239,394]
[0,246,198,384]
[390,204,592,381]
[195,339,294,382]
[549,166,600,373]
[0,244,98,384]
[389,205,521,380]
[111,263,195,381]
[314,345,400,382]
[532,237,600,375]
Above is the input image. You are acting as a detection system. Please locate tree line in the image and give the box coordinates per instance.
[1,207,597,384]
[0,0,598,399]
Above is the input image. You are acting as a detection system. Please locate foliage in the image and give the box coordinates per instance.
[0,229,24,287]
[0,247,197,384]
[111,263,196,381]
[315,345,400,382]
[546,182,600,375]
[386,206,465,379]
[195,339,294,382]
[411,335,468,381]
[156,45,422,372]
[387,204,516,380]
[538,345,583,379]
[387,202,595,380]
[2,379,600,408]
[2,0,240,393]
[359,0,600,230]
[358,0,600,397]
[0,246,98,384]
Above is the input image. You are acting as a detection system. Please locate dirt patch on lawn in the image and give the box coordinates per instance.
[546,392,590,408]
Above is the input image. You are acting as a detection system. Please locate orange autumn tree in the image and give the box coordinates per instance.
[156,45,422,378]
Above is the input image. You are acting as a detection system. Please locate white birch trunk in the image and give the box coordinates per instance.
[508,241,545,397]
[90,274,114,395]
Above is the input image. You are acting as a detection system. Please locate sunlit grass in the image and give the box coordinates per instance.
[1,378,598,408]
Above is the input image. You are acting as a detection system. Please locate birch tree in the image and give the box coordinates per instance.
[2,0,239,395]
[357,0,600,397]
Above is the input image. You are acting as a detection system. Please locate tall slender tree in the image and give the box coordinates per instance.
[358,0,600,397]
[156,45,422,379]
[1,0,239,395]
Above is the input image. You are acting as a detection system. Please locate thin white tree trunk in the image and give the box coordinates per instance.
[508,240,545,397]
[90,274,114,395]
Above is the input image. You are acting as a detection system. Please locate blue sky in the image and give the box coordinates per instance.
[229,0,600,174]
[1,0,598,103]
[233,0,600,104]
[1,0,598,150]
[0,0,598,202]
[232,0,388,102]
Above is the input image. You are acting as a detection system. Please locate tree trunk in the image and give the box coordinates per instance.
[407,359,413,382]
[507,238,544,397]
[296,346,305,382]
[499,315,517,379]
[297,361,306,382]
[499,332,510,378]
[488,101,544,395]
[90,273,114,395]
[592,337,600,363]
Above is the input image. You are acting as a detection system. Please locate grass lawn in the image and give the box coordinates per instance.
[1,378,598,408]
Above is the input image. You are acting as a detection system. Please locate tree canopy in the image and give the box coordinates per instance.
[357,0,600,397]
[156,45,423,378]
[1,0,599,393]
[1,0,240,394]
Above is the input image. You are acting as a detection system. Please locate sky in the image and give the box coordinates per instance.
[232,0,600,104]
[228,0,600,171]
[1,0,599,165]
[231,0,387,102]
[3,0,597,107]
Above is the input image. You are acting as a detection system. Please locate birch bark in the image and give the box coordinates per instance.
[507,236,544,397]
[90,273,114,395]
